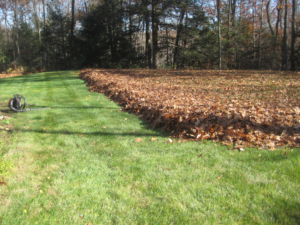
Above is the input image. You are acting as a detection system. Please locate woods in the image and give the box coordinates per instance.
[0,0,299,72]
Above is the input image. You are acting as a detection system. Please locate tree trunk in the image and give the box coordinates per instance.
[276,0,283,37]
[143,0,152,68]
[232,0,237,68]
[217,0,222,69]
[71,0,75,65]
[258,0,264,68]
[129,0,132,47]
[14,0,20,61]
[3,8,9,69]
[173,7,185,69]
[290,0,296,71]
[33,0,43,69]
[253,1,256,61]
[228,0,231,40]
[166,24,169,66]
[42,0,48,69]
[183,11,188,68]
[107,22,116,63]
[282,0,288,70]
[61,21,67,68]
[152,0,159,69]
[145,13,151,68]
[266,0,275,36]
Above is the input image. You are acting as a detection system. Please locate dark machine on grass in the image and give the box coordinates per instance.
[8,94,51,112]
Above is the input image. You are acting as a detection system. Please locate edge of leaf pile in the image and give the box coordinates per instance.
[79,69,300,150]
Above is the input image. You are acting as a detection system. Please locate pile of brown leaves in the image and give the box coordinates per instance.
[80,69,300,149]
[0,73,22,79]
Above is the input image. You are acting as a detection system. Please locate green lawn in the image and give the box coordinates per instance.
[0,71,299,224]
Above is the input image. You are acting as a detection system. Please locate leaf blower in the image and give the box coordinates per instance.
[8,94,51,112]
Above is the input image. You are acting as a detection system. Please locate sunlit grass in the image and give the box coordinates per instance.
[0,71,299,224]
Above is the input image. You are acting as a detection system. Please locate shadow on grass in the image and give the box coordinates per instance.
[238,150,300,163]
[0,72,79,84]
[49,106,120,109]
[16,128,167,138]
[270,197,300,224]
[0,106,121,114]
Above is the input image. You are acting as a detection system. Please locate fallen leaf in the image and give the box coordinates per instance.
[80,135,83,138]
[151,137,157,141]
[103,126,106,129]
[43,127,46,130]
[217,175,222,180]
[0,177,6,186]
[198,153,203,157]
[79,69,300,149]
[135,138,143,142]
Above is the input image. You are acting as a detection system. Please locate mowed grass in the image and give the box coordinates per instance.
[0,71,299,224]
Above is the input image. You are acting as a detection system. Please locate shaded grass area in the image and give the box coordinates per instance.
[0,71,299,224]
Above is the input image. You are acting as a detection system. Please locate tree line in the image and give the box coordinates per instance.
[0,0,299,72]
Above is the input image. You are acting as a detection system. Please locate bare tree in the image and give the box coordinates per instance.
[266,0,274,36]
[275,0,283,37]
